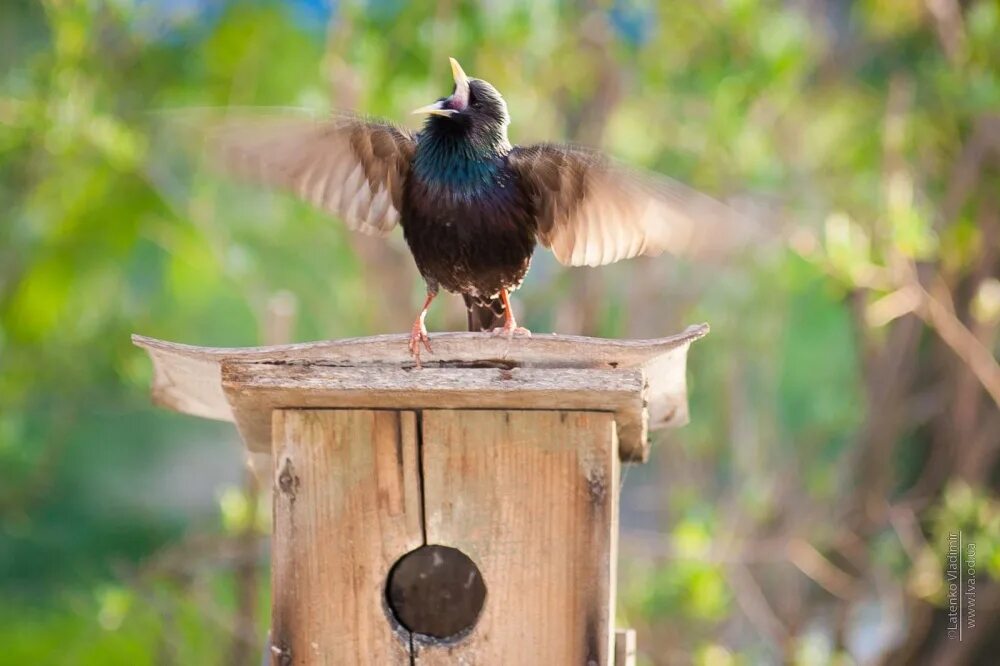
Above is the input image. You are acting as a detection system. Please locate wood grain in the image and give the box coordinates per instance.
[132,326,705,422]
[134,324,708,372]
[415,410,620,665]
[222,363,648,461]
[270,410,422,665]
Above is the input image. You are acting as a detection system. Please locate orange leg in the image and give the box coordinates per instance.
[408,291,436,366]
[494,289,531,339]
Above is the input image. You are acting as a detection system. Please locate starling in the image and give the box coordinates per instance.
[211,58,739,363]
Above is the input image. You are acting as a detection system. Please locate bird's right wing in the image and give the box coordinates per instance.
[207,113,416,236]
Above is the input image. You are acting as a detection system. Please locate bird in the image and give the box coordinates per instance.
[208,57,741,364]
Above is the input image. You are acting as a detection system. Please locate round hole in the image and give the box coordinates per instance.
[386,545,486,639]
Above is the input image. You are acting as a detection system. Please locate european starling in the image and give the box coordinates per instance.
[211,58,738,363]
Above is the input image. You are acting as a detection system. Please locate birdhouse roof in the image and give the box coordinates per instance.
[132,324,708,462]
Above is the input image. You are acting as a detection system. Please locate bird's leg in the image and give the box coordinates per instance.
[493,289,531,339]
[408,290,436,366]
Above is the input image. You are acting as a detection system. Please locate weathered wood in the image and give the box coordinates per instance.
[222,363,647,461]
[134,325,708,378]
[135,326,707,661]
[614,628,637,666]
[414,410,619,665]
[269,410,422,665]
[132,324,707,462]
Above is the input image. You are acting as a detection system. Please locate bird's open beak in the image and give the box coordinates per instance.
[412,57,470,117]
[411,100,455,117]
[449,57,468,90]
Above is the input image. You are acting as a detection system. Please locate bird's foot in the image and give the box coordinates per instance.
[408,320,433,367]
[492,290,529,341]
[491,323,532,340]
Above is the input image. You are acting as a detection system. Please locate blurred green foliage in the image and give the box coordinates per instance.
[2,0,999,664]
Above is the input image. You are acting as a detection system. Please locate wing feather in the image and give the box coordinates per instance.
[509,143,746,266]
[208,112,416,237]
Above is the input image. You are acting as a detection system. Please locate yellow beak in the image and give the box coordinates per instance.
[449,57,468,87]
[411,101,455,117]
[412,57,470,117]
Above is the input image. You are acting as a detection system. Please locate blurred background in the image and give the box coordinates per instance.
[2,0,999,664]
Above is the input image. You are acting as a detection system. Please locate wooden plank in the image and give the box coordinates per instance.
[415,410,619,665]
[222,364,650,462]
[644,346,692,430]
[133,324,708,372]
[132,325,706,426]
[614,629,637,666]
[269,410,422,665]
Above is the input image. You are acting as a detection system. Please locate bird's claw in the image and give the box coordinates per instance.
[408,322,433,367]
[491,324,531,340]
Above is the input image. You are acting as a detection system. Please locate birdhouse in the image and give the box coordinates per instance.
[134,324,707,664]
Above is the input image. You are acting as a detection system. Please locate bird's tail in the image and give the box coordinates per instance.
[463,294,505,332]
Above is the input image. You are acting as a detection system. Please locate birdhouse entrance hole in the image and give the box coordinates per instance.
[386,544,487,639]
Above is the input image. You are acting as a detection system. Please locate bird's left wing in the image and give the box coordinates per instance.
[208,112,416,236]
[508,143,744,266]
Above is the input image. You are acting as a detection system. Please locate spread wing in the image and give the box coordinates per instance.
[509,144,744,266]
[207,113,416,236]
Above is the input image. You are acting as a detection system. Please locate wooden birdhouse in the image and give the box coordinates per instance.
[134,324,707,664]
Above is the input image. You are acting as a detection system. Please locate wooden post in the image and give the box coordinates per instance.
[615,629,637,666]
[134,326,707,664]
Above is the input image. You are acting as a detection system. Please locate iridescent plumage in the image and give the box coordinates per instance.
[208,58,743,363]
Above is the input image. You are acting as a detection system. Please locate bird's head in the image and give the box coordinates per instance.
[412,58,510,148]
